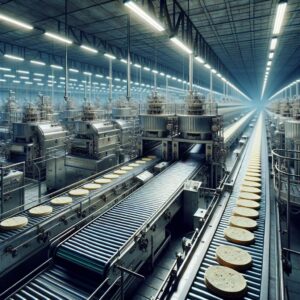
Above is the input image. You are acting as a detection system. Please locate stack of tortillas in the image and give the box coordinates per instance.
[204,265,247,298]
[29,205,53,217]
[69,188,89,196]
[51,196,73,205]
[0,216,28,230]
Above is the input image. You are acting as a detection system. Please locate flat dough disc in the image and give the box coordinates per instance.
[147,155,157,159]
[83,183,101,190]
[0,216,28,230]
[248,168,261,174]
[94,178,111,184]
[240,186,261,194]
[233,207,259,219]
[128,163,139,167]
[104,173,119,179]
[204,265,247,298]
[29,205,53,217]
[224,226,255,245]
[51,196,73,205]
[216,245,252,271]
[244,176,261,182]
[135,160,146,164]
[230,216,257,230]
[121,166,133,171]
[69,188,89,196]
[245,172,261,178]
[114,170,127,175]
[142,157,152,161]
[237,199,260,209]
[243,180,261,188]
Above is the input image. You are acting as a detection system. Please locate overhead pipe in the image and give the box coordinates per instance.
[127,15,131,101]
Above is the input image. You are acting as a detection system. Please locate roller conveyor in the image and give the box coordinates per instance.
[56,159,200,275]
[183,114,270,300]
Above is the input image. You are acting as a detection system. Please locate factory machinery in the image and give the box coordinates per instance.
[0,107,256,300]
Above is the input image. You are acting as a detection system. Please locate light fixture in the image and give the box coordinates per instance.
[4,74,15,78]
[34,73,44,77]
[20,76,29,80]
[0,67,11,71]
[170,37,193,54]
[80,45,98,53]
[83,71,92,76]
[143,67,150,71]
[0,13,33,30]
[104,53,116,60]
[33,78,42,81]
[267,60,272,66]
[51,64,63,70]
[124,1,164,32]
[69,68,79,73]
[221,77,226,82]
[217,73,222,78]
[37,82,44,86]
[211,69,217,74]
[120,59,127,64]
[0,79,6,82]
[25,81,33,85]
[270,38,278,50]
[30,60,45,66]
[12,80,20,83]
[195,56,205,64]
[160,72,165,76]
[266,66,270,71]
[152,69,158,74]
[204,63,211,69]
[16,70,29,74]
[273,1,287,35]
[95,74,103,78]
[269,52,274,59]
[45,32,72,44]
[134,63,141,68]
[4,54,24,61]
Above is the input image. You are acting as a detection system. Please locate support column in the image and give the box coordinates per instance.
[189,53,193,93]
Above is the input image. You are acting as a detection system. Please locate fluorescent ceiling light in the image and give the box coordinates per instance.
[20,76,29,80]
[172,76,177,80]
[269,52,274,59]
[104,53,116,60]
[170,37,192,54]
[267,60,272,66]
[0,13,33,30]
[270,38,278,50]
[120,59,127,64]
[50,64,63,70]
[124,1,164,32]
[48,75,55,78]
[152,69,158,74]
[12,80,20,83]
[69,68,79,73]
[204,63,211,69]
[69,78,77,82]
[37,83,44,86]
[83,71,92,76]
[45,32,72,44]
[59,77,65,80]
[114,78,121,81]
[266,66,270,71]
[217,73,222,78]
[273,2,287,35]
[30,60,45,66]
[134,63,141,68]
[4,54,24,61]
[221,77,226,82]
[0,79,6,82]
[16,70,29,74]
[211,69,217,74]
[33,78,42,81]
[95,74,103,78]
[80,45,98,53]
[143,67,150,71]
[0,67,11,71]
[25,81,33,84]
[160,72,165,76]
[4,74,15,78]
[195,56,205,64]
[34,73,44,77]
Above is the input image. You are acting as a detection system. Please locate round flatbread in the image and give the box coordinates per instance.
[230,216,257,230]
[244,176,261,183]
[135,160,146,164]
[245,172,261,178]
[204,265,247,298]
[94,178,111,184]
[29,205,53,217]
[240,186,261,194]
[114,170,127,175]
[128,163,139,167]
[51,196,73,205]
[237,199,260,209]
[242,181,261,188]
[0,216,28,230]
[142,157,152,161]
[216,245,252,271]
[69,188,89,196]
[83,183,101,190]
[224,226,255,245]
[147,155,157,159]
[104,173,119,179]
[233,207,259,219]
[121,166,133,171]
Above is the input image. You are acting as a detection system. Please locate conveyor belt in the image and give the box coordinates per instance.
[0,158,158,243]
[56,159,199,275]
[186,114,269,300]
